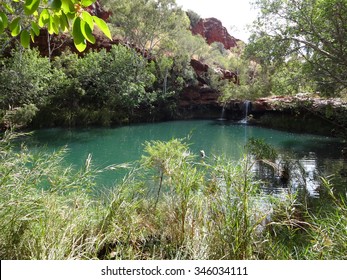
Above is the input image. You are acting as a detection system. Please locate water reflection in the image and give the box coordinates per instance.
[254,153,346,198]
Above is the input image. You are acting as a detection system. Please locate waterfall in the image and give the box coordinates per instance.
[218,105,226,121]
[239,100,251,124]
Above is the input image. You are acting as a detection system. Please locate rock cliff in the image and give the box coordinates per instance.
[191,17,240,50]
[249,94,347,136]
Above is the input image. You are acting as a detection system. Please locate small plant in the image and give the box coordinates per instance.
[0,133,105,259]
[140,138,204,246]
[3,104,38,129]
[245,137,278,161]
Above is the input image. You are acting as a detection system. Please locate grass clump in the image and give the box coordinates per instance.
[0,132,106,259]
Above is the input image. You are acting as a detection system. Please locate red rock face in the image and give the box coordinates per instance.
[191,17,240,49]
[179,85,220,107]
[85,1,111,21]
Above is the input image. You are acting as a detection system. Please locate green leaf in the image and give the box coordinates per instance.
[11,24,21,37]
[81,0,95,7]
[59,12,69,32]
[47,19,54,34]
[10,17,21,36]
[24,0,40,16]
[38,9,50,28]
[30,29,36,42]
[0,11,8,29]
[9,17,20,31]
[65,12,76,20]
[61,0,75,13]
[74,40,87,53]
[0,20,3,34]
[2,3,14,13]
[80,19,95,44]
[49,0,62,10]
[82,11,94,31]
[72,17,87,52]
[92,16,112,40]
[53,14,61,34]
[31,21,40,36]
[20,30,31,48]
[48,14,59,35]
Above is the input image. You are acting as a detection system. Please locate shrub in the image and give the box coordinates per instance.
[0,49,65,109]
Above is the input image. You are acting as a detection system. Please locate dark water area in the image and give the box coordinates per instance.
[24,120,346,197]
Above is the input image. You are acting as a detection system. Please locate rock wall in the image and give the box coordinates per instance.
[252,94,347,114]
[191,17,240,50]
[249,94,347,137]
[85,1,111,20]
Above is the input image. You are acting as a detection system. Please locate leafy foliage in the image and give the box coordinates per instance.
[248,0,347,96]
[186,9,201,28]
[105,0,188,57]
[0,133,104,259]
[3,103,38,128]
[0,0,112,51]
[0,50,64,114]
[245,137,278,161]
[46,45,159,125]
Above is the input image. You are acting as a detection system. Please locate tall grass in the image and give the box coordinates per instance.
[0,133,346,259]
[0,132,106,259]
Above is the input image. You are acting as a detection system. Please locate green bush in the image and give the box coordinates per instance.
[0,49,65,109]
[0,45,182,128]
[3,104,38,129]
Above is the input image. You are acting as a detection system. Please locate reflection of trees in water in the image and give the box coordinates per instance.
[253,153,347,200]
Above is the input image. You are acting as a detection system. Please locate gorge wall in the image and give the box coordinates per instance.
[191,17,240,50]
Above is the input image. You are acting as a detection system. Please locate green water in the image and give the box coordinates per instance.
[27,120,345,193]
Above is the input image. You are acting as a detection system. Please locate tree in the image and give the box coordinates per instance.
[52,45,156,116]
[247,0,347,95]
[0,48,67,128]
[0,48,64,108]
[186,9,200,29]
[104,0,188,59]
[103,0,192,96]
[0,0,111,52]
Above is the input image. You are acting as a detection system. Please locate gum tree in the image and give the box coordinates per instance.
[247,0,347,95]
[104,0,187,59]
